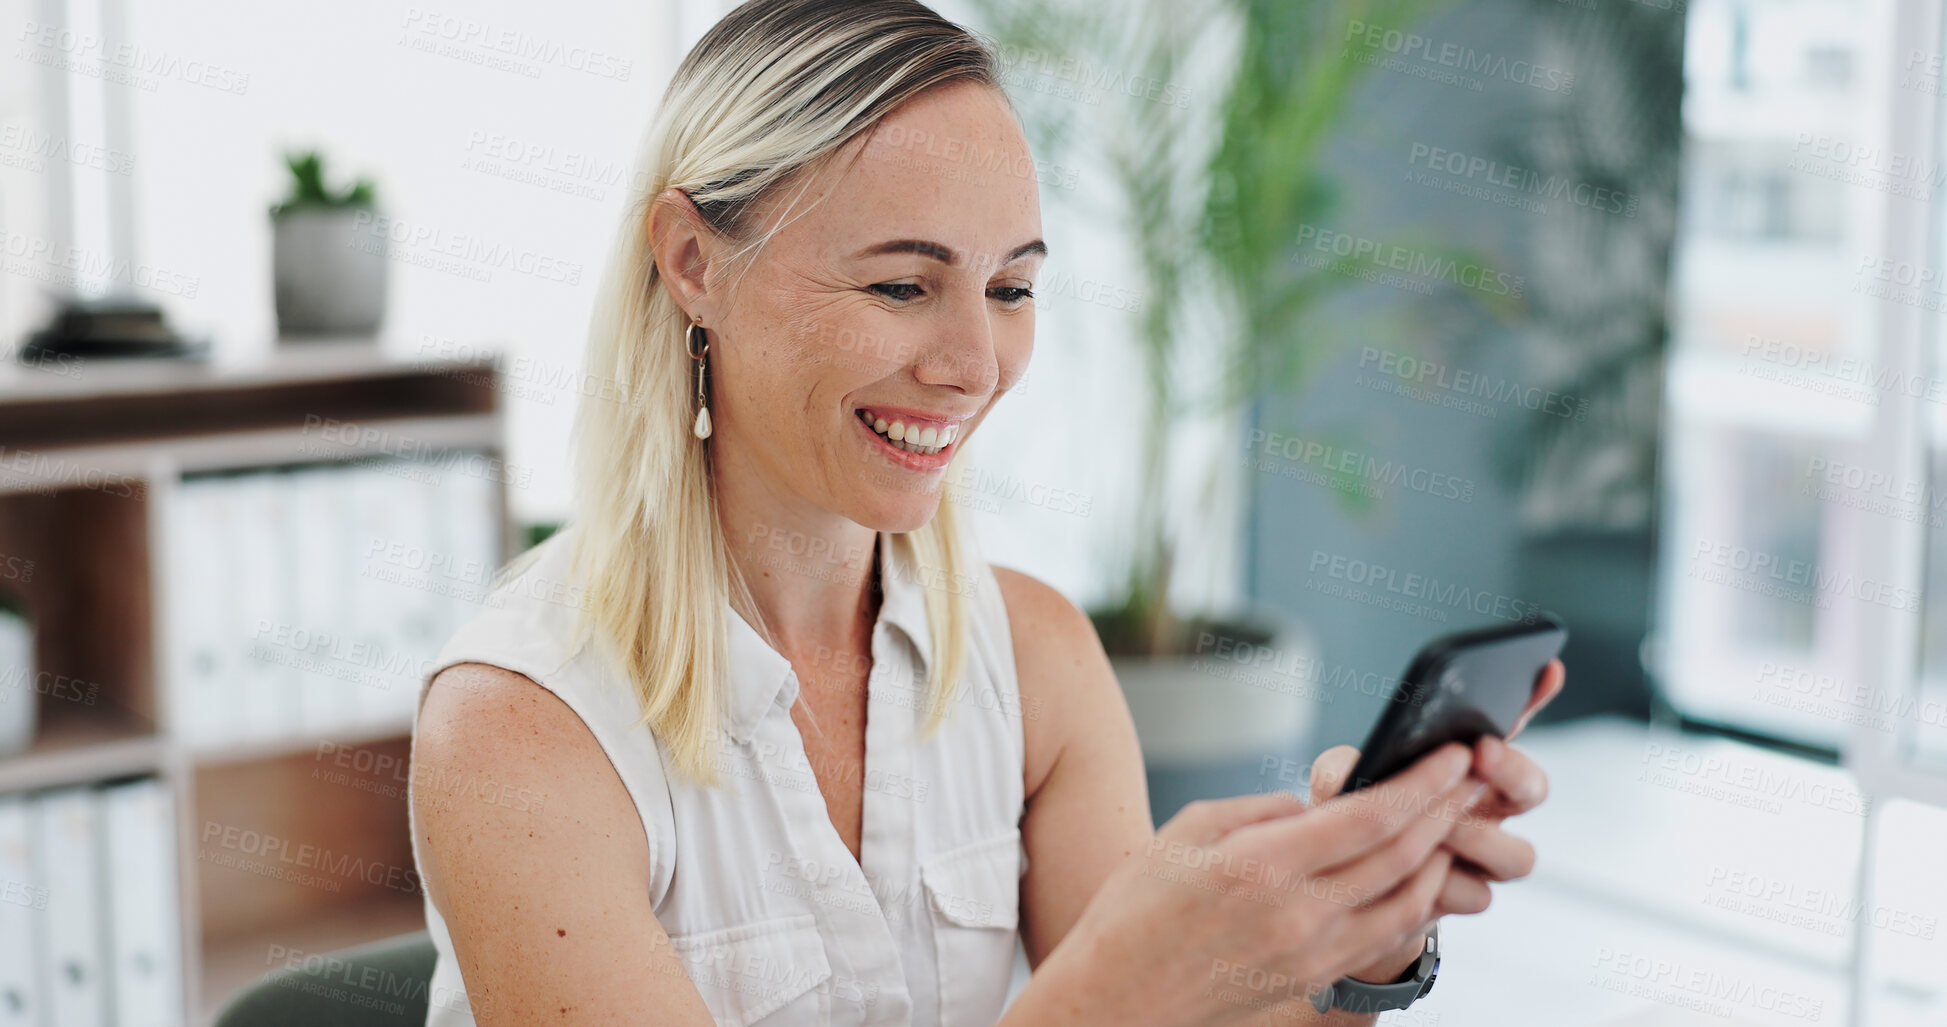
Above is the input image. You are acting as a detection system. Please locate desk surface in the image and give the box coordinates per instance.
[1433,716,1946,1027]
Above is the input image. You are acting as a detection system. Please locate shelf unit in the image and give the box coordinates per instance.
[0,341,507,1025]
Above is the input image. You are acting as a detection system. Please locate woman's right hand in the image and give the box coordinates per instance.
[1009,742,1476,1027]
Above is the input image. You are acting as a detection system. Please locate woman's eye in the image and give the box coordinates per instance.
[871,283,924,302]
[990,286,1034,305]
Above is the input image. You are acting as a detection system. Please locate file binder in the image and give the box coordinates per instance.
[164,477,240,748]
[101,779,183,1027]
[436,461,503,640]
[288,464,358,736]
[160,456,503,746]
[0,796,40,1027]
[231,473,300,740]
[351,462,443,725]
[32,786,106,1026]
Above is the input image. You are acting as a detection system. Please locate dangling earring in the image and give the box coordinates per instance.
[686,318,712,440]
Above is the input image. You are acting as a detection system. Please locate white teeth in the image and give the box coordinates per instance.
[858,410,956,455]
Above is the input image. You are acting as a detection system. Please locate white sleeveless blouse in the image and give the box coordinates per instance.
[408,527,1029,1026]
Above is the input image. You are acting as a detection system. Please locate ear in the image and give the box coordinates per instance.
[646,188,721,322]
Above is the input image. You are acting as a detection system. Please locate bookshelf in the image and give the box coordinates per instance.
[0,340,507,1025]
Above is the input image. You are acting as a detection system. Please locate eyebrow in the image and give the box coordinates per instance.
[853,238,1048,267]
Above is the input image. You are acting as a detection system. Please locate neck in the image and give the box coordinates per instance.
[713,444,880,663]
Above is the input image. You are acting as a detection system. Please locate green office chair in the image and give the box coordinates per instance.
[213,931,439,1027]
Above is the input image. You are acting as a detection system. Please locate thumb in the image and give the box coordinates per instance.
[1307,745,1361,806]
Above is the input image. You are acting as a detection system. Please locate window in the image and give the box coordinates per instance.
[1654,0,1894,751]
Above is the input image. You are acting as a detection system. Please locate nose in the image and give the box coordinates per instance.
[912,300,1001,396]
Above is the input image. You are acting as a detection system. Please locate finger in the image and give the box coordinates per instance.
[1441,816,1536,883]
[1472,736,1548,815]
[1433,867,1493,917]
[1509,659,1565,740]
[1307,746,1360,806]
[1333,849,1453,977]
[1326,777,1475,902]
[1237,743,1472,870]
[1157,791,1307,847]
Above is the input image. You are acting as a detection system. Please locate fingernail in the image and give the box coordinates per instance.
[1480,735,1503,769]
[1445,745,1471,785]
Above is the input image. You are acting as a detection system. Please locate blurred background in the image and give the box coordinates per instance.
[0,0,1945,1024]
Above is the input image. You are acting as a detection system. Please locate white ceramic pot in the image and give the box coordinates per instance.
[1112,614,1321,821]
[273,205,388,337]
[0,611,35,757]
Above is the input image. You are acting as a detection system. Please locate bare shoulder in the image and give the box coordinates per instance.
[417,662,621,780]
[990,566,1120,796]
[991,566,1104,663]
[413,661,649,878]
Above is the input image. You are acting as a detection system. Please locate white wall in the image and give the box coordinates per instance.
[125,0,675,526]
[1,0,1239,613]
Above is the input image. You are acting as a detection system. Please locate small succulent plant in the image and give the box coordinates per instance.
[270,149,376,217]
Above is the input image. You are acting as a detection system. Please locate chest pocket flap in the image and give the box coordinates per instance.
[667,913,832,1026]
[920,830,1022,929]
[921,830,1022,1027]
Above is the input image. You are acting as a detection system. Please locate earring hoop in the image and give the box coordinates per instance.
[687,319,712,440]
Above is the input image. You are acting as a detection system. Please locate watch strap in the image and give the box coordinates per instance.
[1309,924,1440,1015]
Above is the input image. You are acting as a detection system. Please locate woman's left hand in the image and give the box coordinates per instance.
[1308,657,1567,983]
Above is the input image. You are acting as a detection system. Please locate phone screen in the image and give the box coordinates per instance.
[1343,616,1567,793]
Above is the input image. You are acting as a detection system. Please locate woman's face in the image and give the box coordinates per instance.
[687,80,1044,534]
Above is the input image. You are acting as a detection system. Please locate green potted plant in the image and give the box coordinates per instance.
[270,149,386,338]
[969,0,1462,810]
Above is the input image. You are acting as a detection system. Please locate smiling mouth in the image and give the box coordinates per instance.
[855,408,958,456]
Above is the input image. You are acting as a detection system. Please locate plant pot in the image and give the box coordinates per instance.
[1111,611,1320,825]
[0,609,35,758]
[273,205,387,338]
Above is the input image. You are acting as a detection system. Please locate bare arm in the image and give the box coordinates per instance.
[994,570,1396,1025]
[411,662,716,1026]
[994,566,1154,967]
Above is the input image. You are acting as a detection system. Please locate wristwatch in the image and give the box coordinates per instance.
[1309,924,1439,1015]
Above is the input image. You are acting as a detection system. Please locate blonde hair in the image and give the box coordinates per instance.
[555,0,1000,783]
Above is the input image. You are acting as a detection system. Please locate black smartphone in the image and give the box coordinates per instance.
[1342,614,1567,793]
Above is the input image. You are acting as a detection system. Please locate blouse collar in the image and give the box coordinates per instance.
[721,531,935,744]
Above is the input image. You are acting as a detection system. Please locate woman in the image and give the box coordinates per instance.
[408,1,1567,1024]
